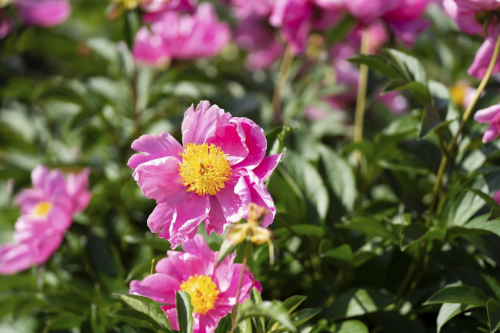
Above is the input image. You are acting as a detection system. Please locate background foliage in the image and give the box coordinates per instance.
[2,1,500,332]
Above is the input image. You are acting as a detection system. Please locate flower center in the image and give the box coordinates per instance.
[33,201,52,217]
[179,143,232,196]
[180,274,220,315]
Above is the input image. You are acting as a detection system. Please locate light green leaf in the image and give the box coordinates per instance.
[115,294,171,331]
[424,286,489,307]
[176,291,194,333]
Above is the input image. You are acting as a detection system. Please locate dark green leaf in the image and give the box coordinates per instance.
[424,286,490,307]
[176,291,194,333]
[115,294,171,331]
[348,54,405,79]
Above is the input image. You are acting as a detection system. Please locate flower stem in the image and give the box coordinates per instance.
[272,45,294,124]
[394,32,500,309]
[353,28,371,147]
[231,241,252,333]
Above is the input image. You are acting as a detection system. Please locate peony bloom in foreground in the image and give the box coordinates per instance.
[128,101,282,248]
[0,166,91,275]
[130,235,261,333]
[474,104,500,143]
[132,3,230,66]
[444,0,500,78]
[15,0,71,27]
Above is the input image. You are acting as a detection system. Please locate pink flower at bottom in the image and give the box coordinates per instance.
[130,235,261,333]
[0,166,91,275]
[474,104,500,143]
[128,101,282,248]
[15,0,71,27]
[494,190,500,206]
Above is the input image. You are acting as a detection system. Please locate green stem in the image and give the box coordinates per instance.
[272,45,294,124]
[231,242,252,333]
[394,32,500,309]
[353,27,370,146]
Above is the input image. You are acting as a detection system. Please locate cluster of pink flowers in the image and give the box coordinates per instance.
[0,166,91,275]
[127,100,280,332]
[0,0,71,39]
[132,1,230,66]
[131,235,261,332]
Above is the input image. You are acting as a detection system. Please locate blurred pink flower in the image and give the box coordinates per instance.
[0,16,13,39]
[15,0,71,27]
[376,90,409,114]
[128,101,281,248]
[344,0,400,23]
[130,235,261,333]
[474,104,500,142]
[494,190,500,205]
[270,0,343,54]
[0,166,91,275]
[234,15,284,69]
[231,0,275,19]
[133,3,230,66]
[141,0,197,13]
[444,1,500,78]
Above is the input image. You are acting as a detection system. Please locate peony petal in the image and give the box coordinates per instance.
[181,235,216,276]
[468,25,500,79]
[66,168,91,214]
[155,252,207,281]
[474,104,500,123]
[245,172,276,227]
[252,154,283,182]
[205,195,229,235]
[483,123,500,143]
[128,132,183,170]
[167,194,210,249]
[130,273,179,304]
[162,305,179,331]
[232,118,267,170]
[133,156,183,202]
[14,188,45,215]
[16,0,71,27]
[31,165,50,189]
[0,243,34,275]
[132,25,171,66]
[206,122,248,165]
[213,253,236,293]
[215,175,250,223]
[182,101,227,146]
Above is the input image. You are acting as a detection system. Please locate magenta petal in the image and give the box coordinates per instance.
[66,168,91,214]
[133,157,183,202]
[213,253,236,293]
[215,175,250,223]
[130,273,179,304]
[483,123,500,143]
[205,195,229,235]
[132,26,171,66]
[31,165,50,189]
[0,243,34,275]
[232,118,267,170]
[245,172,276,227]
[128,132,183,170]
[16,0,71,27]
[252,154,283,182]
[181,235,216,275]
[474,105,500,123]
[156,252,207,281]
[181,101,227,146]
[168,194,210,249]
[206,122,248,165]
[468,29,500,79]
[162,305,179,331]
[14,188,44,215]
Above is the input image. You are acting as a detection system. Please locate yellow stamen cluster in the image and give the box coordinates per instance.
[33,201,52,217]
[450,81,468,108]
[179,143,232,196]
[180,275,220,315]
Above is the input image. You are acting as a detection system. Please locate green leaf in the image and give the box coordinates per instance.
[214,315,232,333]
[250,288,266,333]
[385,49,427,84]
[400,224,445,252]
[339,216,397,241]
[124,234,171,251]
[237,299,296,332]
[282,295,307,314]
[437,303,480,333]
[115,294,171,331]
[424,286,490,307]
[290,308,321,326]
[319,145,356,213]
[176,291,194,333]
[330,320,369,333]
[329,288,393,320]
[487,299,500,333]
[348,54,405,79]
[323,244,354,268]
[44,312,84,331]
[87,234,125,292]
[266,125,293,156]
[108,309,163,331]
[217,238,238,266]
[325,14,356,46]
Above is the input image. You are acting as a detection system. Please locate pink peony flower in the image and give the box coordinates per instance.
[231,0,275,19]
[128,101,282,248]
[443,1,500,78]
[234,15,284,70]
[0,15,13,39]
[141,0,197,13]
[494,190,500,205]
[15,0,71,27]
[133,3,230,66]
[0,166,91,275]
[474,104,500,142]
[130,235,261,333]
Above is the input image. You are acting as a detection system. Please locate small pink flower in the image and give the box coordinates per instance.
[0,166,91,275]
[474,104,500,143]
[141,0,197,13]
[128,101,282,248]
[130,235,261,333]
[494,190,500,205]
[133,3,230,66]
[15,0,71,27]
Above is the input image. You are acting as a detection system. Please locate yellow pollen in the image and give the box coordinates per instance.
[179,143,232,196]
[180,275,220,315]
[33,201,52,217]
[450,82,468,107]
